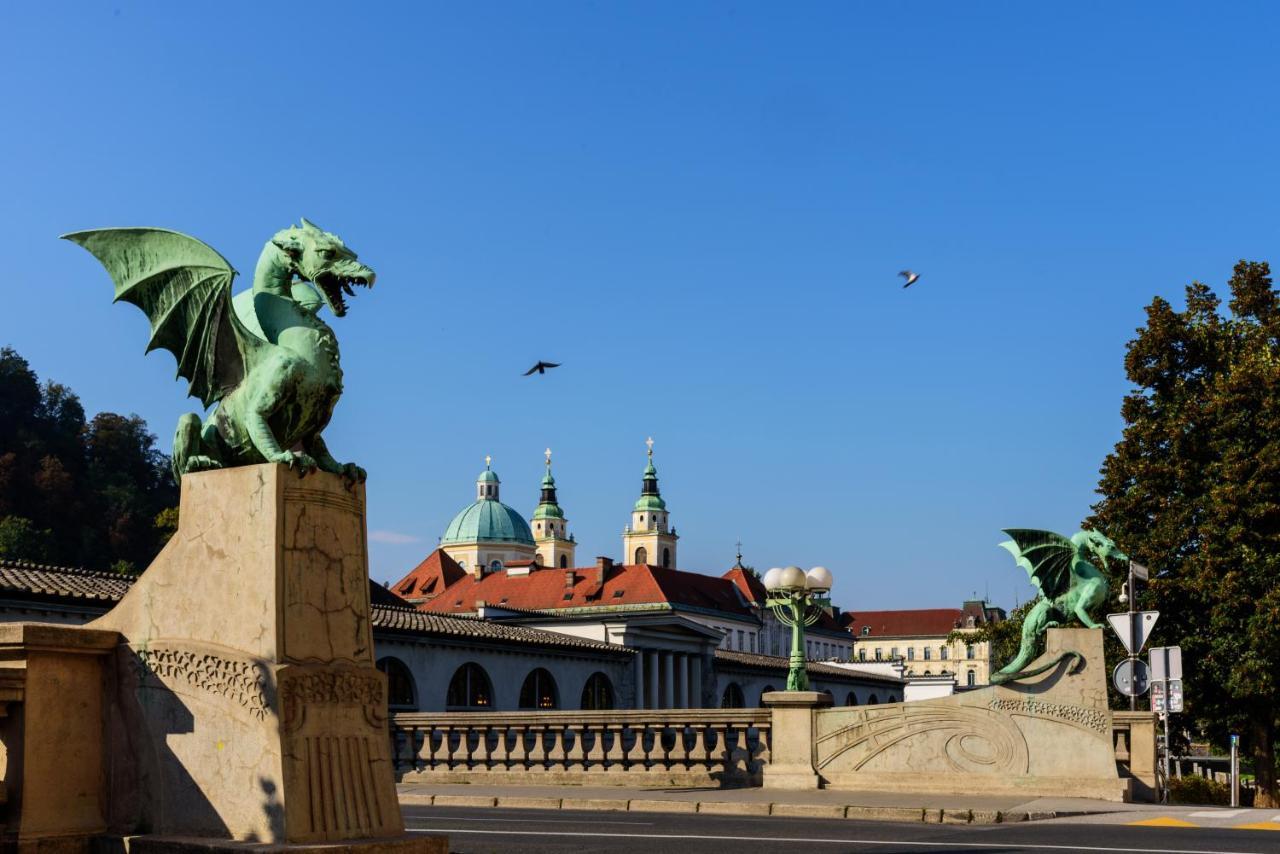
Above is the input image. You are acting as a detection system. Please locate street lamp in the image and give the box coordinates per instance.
[763,565,833,691]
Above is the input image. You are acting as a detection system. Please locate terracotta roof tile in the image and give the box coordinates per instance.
[391,549,467,602]
[0,559,133,603]
[845,608,968,638]
[421,563,756,619]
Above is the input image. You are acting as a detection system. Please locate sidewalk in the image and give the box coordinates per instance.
[398,781,1151,825]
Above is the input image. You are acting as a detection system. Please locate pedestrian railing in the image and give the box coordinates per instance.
[390,709,771,787]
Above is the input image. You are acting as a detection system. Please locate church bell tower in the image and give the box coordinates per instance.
[622,438,678,568]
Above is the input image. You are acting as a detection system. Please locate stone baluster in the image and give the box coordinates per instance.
[624,722,649,772]
[754,723,772,767]
[471,724,491,769]
[686,722,710,769]
[586,723,608,770]
[446,725,466,770]
[605,723,628,772]
[565,723,587,772]
[546,724,567,770]
[667,723,690,772]
[508,724,529,771]
[488,723,511,771]
[527,725,549,771]
[419,725,442,770]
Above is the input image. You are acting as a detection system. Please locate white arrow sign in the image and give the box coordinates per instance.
[1107,611,1160,655]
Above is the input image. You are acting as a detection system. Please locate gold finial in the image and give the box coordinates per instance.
[485,454,492,469]
[645,436,654,458]
[545,447,552,467]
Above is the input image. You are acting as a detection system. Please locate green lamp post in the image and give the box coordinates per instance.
[762,565,833,691]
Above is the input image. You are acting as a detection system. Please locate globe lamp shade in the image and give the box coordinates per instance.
[762,567,783,591]
[806,566,833,592]
[779,565,807,590]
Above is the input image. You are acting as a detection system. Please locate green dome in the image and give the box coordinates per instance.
[442,499,534,545]
[477,469,500,484]
[633,494,667,512]
[533,503,564,521]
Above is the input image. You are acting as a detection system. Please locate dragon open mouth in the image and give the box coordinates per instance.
[312,270,373,317]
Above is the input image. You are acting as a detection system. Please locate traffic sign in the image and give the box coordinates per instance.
[1168,678,1184,713]
[1152,679,1165,713]
[1113,658,1151,697]
[1107,611,1160,655]
[1149,646,1183,680]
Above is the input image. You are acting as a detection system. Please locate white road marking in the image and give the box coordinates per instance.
[1187,809,1249,818]
[405,825,1269,854]
[429,814,653,826]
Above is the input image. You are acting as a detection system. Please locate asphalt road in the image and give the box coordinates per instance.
[403,805,1280,853]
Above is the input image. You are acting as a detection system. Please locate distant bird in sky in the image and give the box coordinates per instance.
[899,270,920,288]
[523,360,561,376]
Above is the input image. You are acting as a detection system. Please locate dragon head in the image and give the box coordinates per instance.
[1073,530,1127,572]
[270,218,375,317]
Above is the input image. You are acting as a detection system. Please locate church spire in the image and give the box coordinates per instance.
[532,447,574,568]
[624,437,677,568]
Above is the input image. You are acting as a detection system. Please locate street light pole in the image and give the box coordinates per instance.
[763,565,833,692]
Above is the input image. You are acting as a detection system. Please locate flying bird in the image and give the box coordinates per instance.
[523,361,561,376]
[899,270,920,288]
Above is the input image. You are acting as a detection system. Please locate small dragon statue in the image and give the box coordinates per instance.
[63,219,375,483]
[990,528,1124,685]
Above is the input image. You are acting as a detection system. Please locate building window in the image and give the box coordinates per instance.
[967,670,976,687]
[907,648,915,661]
[875,648,883,661]
[580,672,615,710]
[750,633,756,653]
[845,692,857,706]
[446,663,492,709]
[662,547,670,568]
[923,647,932,660]
[966,645,975,659]
[868,693,879,705]
[924,670,931,676]
[941,647,949,660]
[376,656,416,710]
[635,546,647,564]
[858,648,866,661]
[489,559,502,572]
[559,554,568,568]
[535,552,545,564]
[519,668,559,709]
[738,630,745,650]
[861,626,870,636]
[890,647,899,659]
[721,682,745,708]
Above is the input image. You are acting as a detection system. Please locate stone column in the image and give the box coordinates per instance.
[661,652,674,709]
[761,690,832,790]
[633,651,646,710]
[676,655,689,708]
[689,654,703,708]
[646,650,659,710]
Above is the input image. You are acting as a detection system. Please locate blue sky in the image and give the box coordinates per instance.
[3,3,1278,609]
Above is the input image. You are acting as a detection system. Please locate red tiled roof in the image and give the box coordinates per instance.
[845,608,967,638]
[721,565,766,605]
[421,563,755,618]
[391,549,466,603]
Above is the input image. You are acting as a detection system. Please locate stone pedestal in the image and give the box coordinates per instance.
[761,690,832,790]
[85,465,438,848]
[812,628,1131,801]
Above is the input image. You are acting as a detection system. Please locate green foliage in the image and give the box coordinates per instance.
[0,346,177,571]
[1168,775,1231,806]
[1088,261,1280,807]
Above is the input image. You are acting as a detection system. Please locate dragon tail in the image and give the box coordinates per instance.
[989,651,1083,685]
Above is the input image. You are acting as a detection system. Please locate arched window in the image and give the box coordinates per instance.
[519,668,559,709]
[489,559,503,572]
[457,560,467,571]
[634,546,648,564]
[868,693,879,705]
[845,692,858,706]
[967,670,976,687]
[535,552,545,564]
[376,656,417,710]
[759,685,776,706]
[923,670,931,676]
[720,682,745,708]
[446,663,493,709]
[662,548,670,568]
[559,554,568,568]
[861,626,870,636]
[580,672,615,710]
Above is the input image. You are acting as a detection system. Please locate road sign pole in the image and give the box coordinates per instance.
[1230,734,1239,808]
[1162,683,1171,803]
[1128,561,1137,711]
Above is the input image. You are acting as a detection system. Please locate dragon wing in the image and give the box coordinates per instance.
[62,227,266,409]
[999,528,1076,599]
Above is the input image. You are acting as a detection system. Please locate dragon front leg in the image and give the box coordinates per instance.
[306,434,366,487]
[1074,599,1105,629]
[244,382,317,476]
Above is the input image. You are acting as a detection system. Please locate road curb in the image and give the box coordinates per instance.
[403,792,1093,824]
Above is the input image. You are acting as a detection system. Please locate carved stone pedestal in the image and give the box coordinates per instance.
[761,691,832,790]
[86,465,442,849]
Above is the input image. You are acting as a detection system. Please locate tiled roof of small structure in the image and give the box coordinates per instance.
[371,605,632,655]
[392,549,467,601]
[721,565,767,604]
[0,559,133,603]
[713,649,904,684]
[845,608,967,638]
[420,562,756,618]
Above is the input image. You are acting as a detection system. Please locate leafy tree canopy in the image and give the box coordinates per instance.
[1088,261,1280,807]
[0,346,176,572]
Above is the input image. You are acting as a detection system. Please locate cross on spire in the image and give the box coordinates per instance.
[485,454,492,469]
[645,436,654,458]
[545,447,552,467]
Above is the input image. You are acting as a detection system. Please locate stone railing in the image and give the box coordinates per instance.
[391,709,771,787]
[1113,711,1158,802]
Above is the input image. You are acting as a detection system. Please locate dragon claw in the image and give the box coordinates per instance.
[273,451,318,476]
[341,462,367,490]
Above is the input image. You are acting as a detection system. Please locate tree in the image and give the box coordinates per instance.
[948,601,1034,673]
[1088,261,1280,807]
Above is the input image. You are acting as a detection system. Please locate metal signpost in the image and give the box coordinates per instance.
[1108,560,1157,711]
[1230,734,1240,808]
[1149,645,1184,803]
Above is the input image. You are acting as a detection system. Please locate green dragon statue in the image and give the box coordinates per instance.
[990,528,1124,685]
[63,220,374,483]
